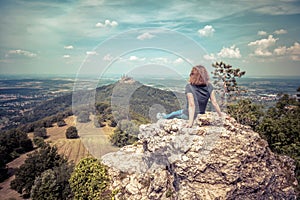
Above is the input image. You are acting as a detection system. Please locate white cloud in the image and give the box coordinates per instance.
[129,56,138,61]
[203,45,240,61]
[95,19,118,28]
[274,46,287,55]
[86,51,97,55]
[288,42,300,61]
[248,35,278,57]
[7,49,37,58]
[173,57,184,64]
[151,57,170,64]
[137,32,155,40]
[63,55,70,58]
[218,45,241,58]
[129,55,145,61]
[64,45,74,50]
[274,42,300,61]
[103,54,113,61]
[198,25,215,37]
[203,53,216,61]
[274,29,287,35]
[257,31,267,36]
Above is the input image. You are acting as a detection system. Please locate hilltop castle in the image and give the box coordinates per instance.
[119,74,136,84]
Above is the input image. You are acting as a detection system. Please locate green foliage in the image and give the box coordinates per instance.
[96,102,111,113]
[95,82,181,125]
[257,94,300,188]
[57,120,66,127]
[69,157,111,200]
[212,61,246,107]
[18,95,72,127]
[30,169,60,200]
[227,99,263,130]
[110,120,139,147]
[0,129,33,160]
[30,162,74,200]
[129,84,183,120]
[0,157,8,182]
[94,115,106,128]
[0,129,33,181]
[212,61,246,92]
[94,114,107,128]
[129,110,150,125]
[10,143,68,197]
[34,127,47,139]
[95,101,119,128]
[33,136,46,148]
[65,126,79,139]
[20,110,73,133]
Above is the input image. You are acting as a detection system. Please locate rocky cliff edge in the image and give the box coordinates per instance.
[102,112,297,199]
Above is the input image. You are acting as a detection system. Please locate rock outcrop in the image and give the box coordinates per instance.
[102,112,297,199]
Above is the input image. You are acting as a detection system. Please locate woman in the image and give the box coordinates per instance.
[157,65,222,127]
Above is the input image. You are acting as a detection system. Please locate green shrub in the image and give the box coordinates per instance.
[33,136,45,148]
[110,120,139,147]
[57,120,66,127]
[65,126,79,139]
[227,99,263,130]
[69,157,111,200]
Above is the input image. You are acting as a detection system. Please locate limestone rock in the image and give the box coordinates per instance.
[102,112,297,199]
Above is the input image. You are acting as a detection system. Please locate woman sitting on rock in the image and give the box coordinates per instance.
[157,65,222,127]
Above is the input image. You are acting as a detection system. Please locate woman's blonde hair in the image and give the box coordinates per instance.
[189,65,209,85]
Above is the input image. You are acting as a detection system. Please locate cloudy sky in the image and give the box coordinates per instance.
[0,0,300,77]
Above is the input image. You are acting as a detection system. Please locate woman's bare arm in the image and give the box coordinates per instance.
[187,93,195,127]
[210,91,222,117]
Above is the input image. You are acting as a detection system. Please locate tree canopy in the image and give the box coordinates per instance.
[10,143,68,197]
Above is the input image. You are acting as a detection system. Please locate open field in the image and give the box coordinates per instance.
[76,115,119,159]
[44,116,91,164]
[0,115,118,200]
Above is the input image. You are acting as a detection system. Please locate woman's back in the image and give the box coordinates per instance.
[184,83,213,116]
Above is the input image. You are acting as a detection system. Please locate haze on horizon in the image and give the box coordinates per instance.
[0,0,300,77]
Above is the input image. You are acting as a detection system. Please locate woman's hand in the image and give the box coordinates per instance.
[186,120,193,128]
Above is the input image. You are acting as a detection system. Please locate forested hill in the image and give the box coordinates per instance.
[95,79,184,120]
[5,79,183,132]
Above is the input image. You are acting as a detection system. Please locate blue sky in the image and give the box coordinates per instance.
[0,0,300,77]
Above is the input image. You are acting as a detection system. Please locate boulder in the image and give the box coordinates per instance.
[102,112,297,199]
